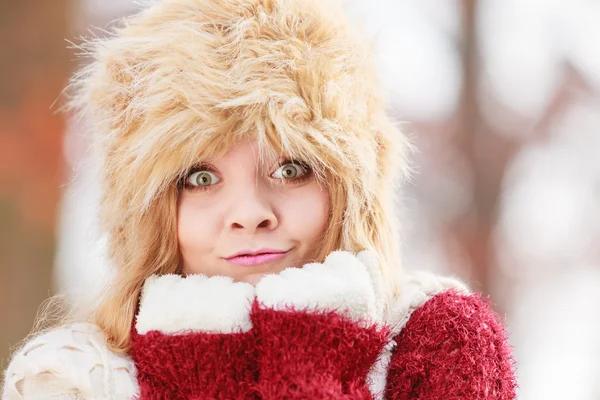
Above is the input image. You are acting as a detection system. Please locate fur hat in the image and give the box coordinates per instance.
[67,0,411,288]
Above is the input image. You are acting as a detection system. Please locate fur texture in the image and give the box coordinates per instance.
[252,250,389,398]
[135,274,255,334]
[3,271,516,399]
[130,327,258,399]
[66,0,411,298]
[385,270,471,336]
[63,0,415,354]
[368,271,471,399]
[131,274,258,398]
[251,302,389,399]
[385,290,518,399]
[255,250,385,325]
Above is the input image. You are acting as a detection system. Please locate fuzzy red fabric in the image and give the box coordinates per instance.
[250,300,389,399]
[385,289,517,400]
[130,325,259,399]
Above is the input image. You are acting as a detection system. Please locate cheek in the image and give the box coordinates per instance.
[177,194,219,263]
[281,184,330,241]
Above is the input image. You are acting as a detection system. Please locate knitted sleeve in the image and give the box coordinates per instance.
[384,290,518,400]
[2,323,138,400]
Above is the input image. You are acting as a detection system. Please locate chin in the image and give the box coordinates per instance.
[235,262,299,286]
[238,272,268,286]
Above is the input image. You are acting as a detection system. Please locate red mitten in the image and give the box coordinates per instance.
[130,274,258,400]
[252,251,390,399]
[385,290,517,400]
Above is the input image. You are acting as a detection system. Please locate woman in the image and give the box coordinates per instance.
[3,0,517,398]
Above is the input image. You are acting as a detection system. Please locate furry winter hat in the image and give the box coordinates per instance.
[67,0,410,293]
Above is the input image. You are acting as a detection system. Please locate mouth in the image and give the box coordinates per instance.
[224,248,290,267]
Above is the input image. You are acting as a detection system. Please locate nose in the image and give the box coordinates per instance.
[226,188,278,233]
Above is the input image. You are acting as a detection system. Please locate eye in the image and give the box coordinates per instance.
[186,170,220,187]
[271,161,309,180]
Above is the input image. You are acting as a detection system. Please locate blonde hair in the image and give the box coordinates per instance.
[64,0,411,353]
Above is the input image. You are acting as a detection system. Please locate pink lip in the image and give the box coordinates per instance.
[224,248,289,267]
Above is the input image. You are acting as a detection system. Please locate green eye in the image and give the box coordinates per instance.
[187,170,220,187]
[272,162,308,179]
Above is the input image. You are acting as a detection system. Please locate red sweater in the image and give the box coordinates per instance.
[130,254,517,399]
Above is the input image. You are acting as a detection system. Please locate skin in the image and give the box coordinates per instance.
[177,139,330,285]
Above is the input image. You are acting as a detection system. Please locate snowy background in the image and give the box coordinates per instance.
[31,0,600,398]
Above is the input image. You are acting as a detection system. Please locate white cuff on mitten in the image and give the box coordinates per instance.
[256,250,385,324]
[135,274,255,334]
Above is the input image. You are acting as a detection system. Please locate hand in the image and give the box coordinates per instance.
[252,250,389,399]
[135,274,255,334]
[256,250,385,324]
[131,274,258,400]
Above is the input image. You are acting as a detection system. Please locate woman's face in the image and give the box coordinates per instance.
[177,139,330,285]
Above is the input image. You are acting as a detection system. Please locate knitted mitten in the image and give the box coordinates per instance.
[252,251,390,399]
[385,289,518,400]
[130,274,258,400]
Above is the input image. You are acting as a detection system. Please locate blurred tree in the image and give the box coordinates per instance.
[451,0,518,305]
[0,0,72,370]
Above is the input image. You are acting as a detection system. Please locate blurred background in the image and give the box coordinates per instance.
[1,0,599,398]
